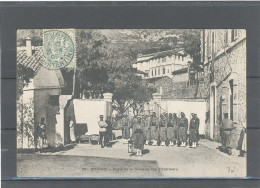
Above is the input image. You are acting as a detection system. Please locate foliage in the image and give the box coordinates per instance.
[75,30,156,116]
[17,99,34,148]
[17,64,35,100]
[181,29,201,64]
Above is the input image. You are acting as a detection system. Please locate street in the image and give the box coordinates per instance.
[17,139,246,178]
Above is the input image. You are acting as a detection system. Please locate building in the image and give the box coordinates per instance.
[132,48,193,79]
[201,29,246,147]
[17,37,65,149]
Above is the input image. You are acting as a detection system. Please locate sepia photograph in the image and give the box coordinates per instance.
[16,29,247,178]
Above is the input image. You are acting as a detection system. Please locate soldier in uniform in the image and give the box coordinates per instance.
[220,113,235,155]
[142,114,151,145]
[172,113,179,145]
[178,112,188,147]
[167,113,175,146]
[159,114,167,146]
[122,114,130,139]
[150,112,159,146]
[189,113,199,148]
[194,113,200,146]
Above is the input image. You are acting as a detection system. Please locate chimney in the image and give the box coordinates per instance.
[26,37,32,57]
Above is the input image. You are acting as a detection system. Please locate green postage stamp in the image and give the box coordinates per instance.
[42,29,75,69]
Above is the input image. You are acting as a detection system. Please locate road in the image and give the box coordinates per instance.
[17,139,246,178]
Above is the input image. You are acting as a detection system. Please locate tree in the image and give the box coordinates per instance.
[75,30,110,98]
[109,71,155,116]
[182,30,202,98]
[17,64,35,100]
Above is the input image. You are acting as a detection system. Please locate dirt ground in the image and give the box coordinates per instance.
[17,139,246,178]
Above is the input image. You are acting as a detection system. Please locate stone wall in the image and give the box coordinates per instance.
[204,38,246,148]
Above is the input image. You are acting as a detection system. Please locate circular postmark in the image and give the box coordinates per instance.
[42,30,74,69]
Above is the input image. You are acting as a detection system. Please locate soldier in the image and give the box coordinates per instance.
[220,113,235,155]
[122,114,130,139]
[178,112,188,147]
[142,114,151,145]
[194,113,200,146]
[132,116,145,156]
[167,113,175,146]
[98,115,108,148]
[150,112,159,146]
[189,113,199,148]
[159,114,167,146]
[172,113,179,145]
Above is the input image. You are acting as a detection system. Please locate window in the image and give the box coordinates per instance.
[158,68,160,75]
[155,69,157,76]
[231,29,235,42]
[178,55,180,60]
[163,67,166,74]
[212,31,215,54]
[224,30,229,45]
[151,70,153,76]
[182,56,184,61]
[49,95,59,106]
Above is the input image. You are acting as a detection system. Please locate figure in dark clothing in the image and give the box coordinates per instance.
[178,112,188,147]
[167,113,175,146]
[105,116,113,145]
[189,113,199,148]
[132,116,145,156]
[172,113,179,145]
[142,115,151,145]
[150,112,159,146]
[220,113,235,155]
[159,114,167,146]
[122,115,130,139]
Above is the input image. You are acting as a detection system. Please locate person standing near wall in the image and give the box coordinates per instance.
[220,113,235,155]
[98,115,108,148]
[194,113,200,146]
[159,114,167,146]
[172,113,179,146]
[167,113,175,146]
[142,114,151,145]
[68,116,76,143]
[122,114,130,139]
[105,116,113,145]
[189,113,199,148]
[150,112,159,146]
[178,112,188,147]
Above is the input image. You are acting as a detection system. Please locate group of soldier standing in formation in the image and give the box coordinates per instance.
[118,112,200,156]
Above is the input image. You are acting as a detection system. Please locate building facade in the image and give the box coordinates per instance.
[17,37,65,149]
[201,29,246,147]
[132,49,192,79]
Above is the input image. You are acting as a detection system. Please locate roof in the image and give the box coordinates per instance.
[17,46,45,73]
[17,46,65,88]
[136,70,148,75]
[134,48,185,64]
[172,67,188,75]
[145,76,170,83]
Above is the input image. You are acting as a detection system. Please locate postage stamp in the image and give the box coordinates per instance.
[42,30,75,69]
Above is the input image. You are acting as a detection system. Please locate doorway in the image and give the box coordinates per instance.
[210,85,216,140]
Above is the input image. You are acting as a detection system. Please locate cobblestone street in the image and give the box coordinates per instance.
[17,139,246,178]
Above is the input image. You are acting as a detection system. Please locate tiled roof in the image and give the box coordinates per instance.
[17,46,45,73]
[17,46,65,88]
